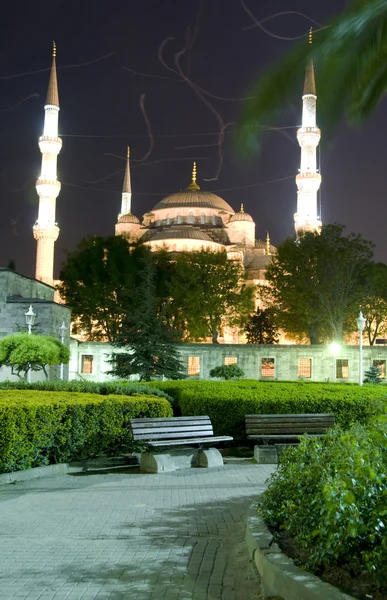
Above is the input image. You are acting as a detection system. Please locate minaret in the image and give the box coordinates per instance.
[294,28,322,236]
[118,146,132,219]
[115,146,141,241]
[33,42,62,285]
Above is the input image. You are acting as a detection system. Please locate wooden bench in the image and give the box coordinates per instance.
[129,416,233,473]
[245,413,335,464]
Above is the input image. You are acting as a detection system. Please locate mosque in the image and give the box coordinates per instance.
[32,42,322,292]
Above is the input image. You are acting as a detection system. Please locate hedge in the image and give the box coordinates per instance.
[0,379,172,402]
[146,380,387,438]
[0,390,172,473]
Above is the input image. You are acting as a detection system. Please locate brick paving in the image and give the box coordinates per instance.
[0,463,275,600]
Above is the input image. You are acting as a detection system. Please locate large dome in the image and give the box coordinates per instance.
[152,189,234,213]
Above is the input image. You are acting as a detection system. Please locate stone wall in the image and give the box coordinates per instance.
[0,269,71,382]
[69,340,387,384]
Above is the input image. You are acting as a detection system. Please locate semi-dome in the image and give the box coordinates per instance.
[229,204,254,223]
[151,162,234,213]
[118,213,140,224]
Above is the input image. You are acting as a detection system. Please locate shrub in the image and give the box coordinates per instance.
[209,364,245,380]
[259,423,387,587]
[0,390,172,473]
[0,379,172,402]
[146,380,386,438]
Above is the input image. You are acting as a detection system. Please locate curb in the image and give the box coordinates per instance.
[0,455,139,486]
[0,463,83,486]
[246,502,356,600]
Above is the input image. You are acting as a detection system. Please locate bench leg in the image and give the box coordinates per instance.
[140,449,198,474]
[254,445,278,464]
[197,447,224,468]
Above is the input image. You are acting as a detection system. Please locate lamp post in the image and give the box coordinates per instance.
[356,311,366,386]
[25,305,35,383]
[59,321,66,381]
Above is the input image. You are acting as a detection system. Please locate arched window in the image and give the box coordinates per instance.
[188,213,194,224]
[200,214,205,224]
[177,214,183,224]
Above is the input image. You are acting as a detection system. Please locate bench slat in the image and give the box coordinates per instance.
[131,416,210,423]
[149,435,233,447]
[133,430,214,441]
[131,420,211,430]
[132,425,213,435]
[246,413,334,419]
[248,434,326,440]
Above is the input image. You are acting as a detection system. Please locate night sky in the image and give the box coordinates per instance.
[0,0,384,279]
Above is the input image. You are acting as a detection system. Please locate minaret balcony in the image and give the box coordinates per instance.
[39,136,62,154]
[296,172,321,193]
[36,178,61,198]
[33,223,59,242]
[297,127,320,146]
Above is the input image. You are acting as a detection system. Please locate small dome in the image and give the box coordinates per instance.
[118,213,140,225]
[229,205,254,223]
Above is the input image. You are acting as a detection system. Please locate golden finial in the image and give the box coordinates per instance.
[309,27,313,45]
[53,41,56,58]
[265,231,271,255]
[127,146,130,159]
[240,203,244,213]
[186,161,200,190]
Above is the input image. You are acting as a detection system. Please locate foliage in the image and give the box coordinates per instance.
[239,0,387,152]
[58,236,147,341]
[0,378,173,402]
[169,250,254,343]
[259,423,387,585]
[109,251,185,381]
[244,308,280,344]
[0,333,69,380]
[209,364,245,380]
[146,379,386,438]
[361,262,387,345]
[0,390,172,473]
[364,364,383,384]
[262,224,374,344]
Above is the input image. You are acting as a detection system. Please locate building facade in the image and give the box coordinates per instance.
[70,340,387,384]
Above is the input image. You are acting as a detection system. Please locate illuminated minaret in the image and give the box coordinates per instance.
[33,42,62,285]
[115,147,141,240]
[294,29,322,236]
[118,147,132,218]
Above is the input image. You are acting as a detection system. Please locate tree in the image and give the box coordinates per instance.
[0,333,69,380]
[169,250,255,343]
[244,308,280,344]
[360,262,387,345]
[240,1,387,151]
[58,237,173,342]
[109,251,185,382]
[263,224,374,344]
[363,364,383,384]
[209,364,245,380]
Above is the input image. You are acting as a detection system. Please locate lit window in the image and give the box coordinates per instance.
[336,359,349,379]
[188,356,200,376]
[177,214,183,224]
[200,214,205,224]
[188,214,194,224]
[298,358,311,378]
[373,360,386,378]
[81,355,93,374]
[224,356,237,366]
[261,358,275,377]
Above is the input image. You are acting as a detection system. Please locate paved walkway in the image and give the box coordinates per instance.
[0,463,275,600]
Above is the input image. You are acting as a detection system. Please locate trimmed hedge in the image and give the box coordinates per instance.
[0,379,172,402]
[146,380,387,438]
[0,390,172,473]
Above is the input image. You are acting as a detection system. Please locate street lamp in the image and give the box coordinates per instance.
[25,305,35,383]
[356,310,366,386]
[59,321,66,381]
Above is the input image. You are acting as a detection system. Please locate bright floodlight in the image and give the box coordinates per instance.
[329,342,341,355]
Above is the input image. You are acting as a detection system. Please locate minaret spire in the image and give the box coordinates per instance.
[118,146,132,217]
[265,232,271,255]
[294,28,322,235]
[33,42,62,285]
